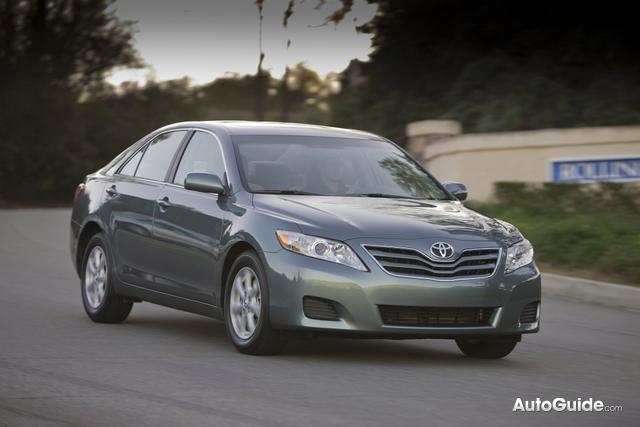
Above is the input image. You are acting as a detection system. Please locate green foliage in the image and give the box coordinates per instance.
[469,183,640,284]
[332,0,640,143]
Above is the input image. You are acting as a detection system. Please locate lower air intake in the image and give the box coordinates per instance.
[519,302,539,324]
[379,305,494,327]
[303,296,340,321]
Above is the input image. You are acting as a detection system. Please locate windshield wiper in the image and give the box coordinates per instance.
[253,190,321,196]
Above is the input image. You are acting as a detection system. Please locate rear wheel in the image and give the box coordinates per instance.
[224,251,285,355]
[455,338,518,359]
[81,234,132,323]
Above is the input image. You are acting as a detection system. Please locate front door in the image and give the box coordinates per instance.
[151,131,227,304]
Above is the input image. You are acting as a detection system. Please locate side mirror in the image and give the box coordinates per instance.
[443,181,468,201]
[184,173,225,195]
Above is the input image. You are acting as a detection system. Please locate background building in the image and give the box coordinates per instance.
[406,120,640,201]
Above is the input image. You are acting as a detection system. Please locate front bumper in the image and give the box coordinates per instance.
[263,241,541,338]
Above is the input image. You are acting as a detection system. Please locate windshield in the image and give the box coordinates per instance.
[233,135,451,200]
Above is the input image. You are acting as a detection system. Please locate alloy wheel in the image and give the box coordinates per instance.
[85,246,107,309]
[229,267,262,339]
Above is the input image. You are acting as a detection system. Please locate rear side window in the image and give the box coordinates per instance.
[103,138,146,176]
[173,131,225,186]
[135,131,187,181]
[119,149,144,176]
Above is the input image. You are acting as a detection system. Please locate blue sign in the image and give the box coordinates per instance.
[551,157,640,183]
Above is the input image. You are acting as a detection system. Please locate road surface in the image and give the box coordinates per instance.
[0,209,638,426]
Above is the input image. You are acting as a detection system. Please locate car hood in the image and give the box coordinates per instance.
[253,195,514,244]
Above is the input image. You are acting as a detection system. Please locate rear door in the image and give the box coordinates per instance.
[151,130,228,304]
[108,130,187,288]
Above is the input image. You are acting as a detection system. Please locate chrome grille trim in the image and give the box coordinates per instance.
[363,244,501,280]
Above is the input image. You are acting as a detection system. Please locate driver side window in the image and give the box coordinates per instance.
[173,131,225,186]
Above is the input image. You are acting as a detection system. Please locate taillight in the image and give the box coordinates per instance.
[73,183,85,204]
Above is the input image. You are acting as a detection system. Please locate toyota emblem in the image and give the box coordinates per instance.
[430,242,455,259]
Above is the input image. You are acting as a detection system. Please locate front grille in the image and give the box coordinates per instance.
[365,245,500,279]
[379,305,494,327]
[519,302,539,324]
[303,296,340,321]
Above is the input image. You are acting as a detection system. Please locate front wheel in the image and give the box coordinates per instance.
[81,234,132,323]
[455,338,518,359]
[224,251,285,355]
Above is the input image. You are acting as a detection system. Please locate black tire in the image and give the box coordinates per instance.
[81,233,132,323]
[455,338,518,359]
[224,251,285,355]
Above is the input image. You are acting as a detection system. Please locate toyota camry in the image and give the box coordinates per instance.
[70,121,540,357]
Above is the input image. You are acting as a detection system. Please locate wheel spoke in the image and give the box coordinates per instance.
[230,301,243,315]
[249,301,261,315]
[86,280,94,296]
[240,311,248,333]
[92,250,101,271]
[234,276,246,298]
[88,258,97,274]
[246,313,256,333]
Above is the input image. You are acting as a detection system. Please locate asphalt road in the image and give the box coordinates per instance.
[1,209,638,426]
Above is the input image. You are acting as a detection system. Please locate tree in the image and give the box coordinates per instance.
[331,0,640,142]
[0,0,140,91]
[253,0,355,121]
[0,0,141,203]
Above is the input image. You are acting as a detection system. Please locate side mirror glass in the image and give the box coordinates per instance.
[184,173,225,194]
[443,181,468,201]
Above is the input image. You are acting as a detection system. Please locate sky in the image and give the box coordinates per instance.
[108,0,377,86]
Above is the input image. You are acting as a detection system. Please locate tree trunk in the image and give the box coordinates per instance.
[280,66,291,121]
[254,52,265,121]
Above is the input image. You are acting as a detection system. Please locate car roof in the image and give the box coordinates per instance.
[163,121,385,140]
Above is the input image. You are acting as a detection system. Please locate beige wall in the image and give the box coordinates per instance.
[406,121,640,201]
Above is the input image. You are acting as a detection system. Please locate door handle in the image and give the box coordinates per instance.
[157,196,172,212]
[106,185,118,197]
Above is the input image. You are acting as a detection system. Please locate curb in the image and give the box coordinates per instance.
[542,273,640,311]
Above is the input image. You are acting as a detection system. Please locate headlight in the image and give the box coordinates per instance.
[276,230,367,271]
[505,238,534,274]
